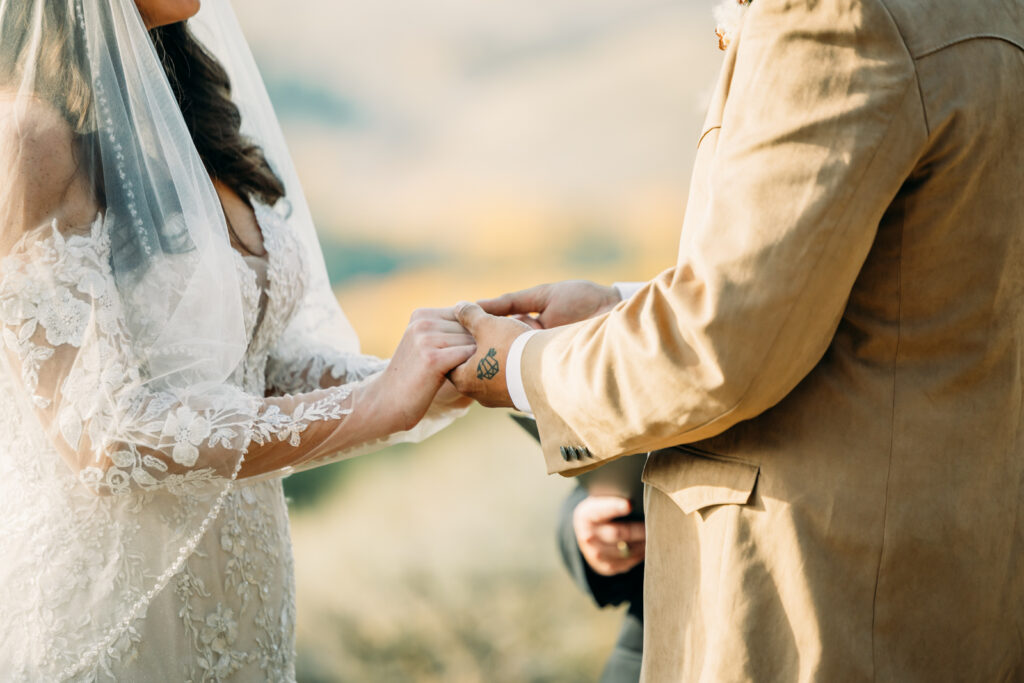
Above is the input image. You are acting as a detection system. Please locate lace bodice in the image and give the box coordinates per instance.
[0,206,455,681]
[127,205,337,682]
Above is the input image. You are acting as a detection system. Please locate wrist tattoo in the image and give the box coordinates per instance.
[477,348,500,380]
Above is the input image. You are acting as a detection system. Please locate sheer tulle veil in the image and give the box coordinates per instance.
[0,0,357,677]
[189,0,361,358]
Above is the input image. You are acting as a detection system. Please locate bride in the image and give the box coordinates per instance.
[0,0,474,679]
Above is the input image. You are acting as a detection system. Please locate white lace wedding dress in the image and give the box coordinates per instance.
[0,204,444,681]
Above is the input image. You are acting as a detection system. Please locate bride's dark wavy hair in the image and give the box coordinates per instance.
[0,1,93,133]
[150,21,285,210]
[0,2,283,260]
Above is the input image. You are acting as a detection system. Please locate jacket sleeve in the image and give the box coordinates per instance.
[522,0,929,474]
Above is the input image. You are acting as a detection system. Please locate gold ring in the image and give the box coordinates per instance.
[617,540,631,558]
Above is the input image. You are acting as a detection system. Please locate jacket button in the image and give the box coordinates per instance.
[572,446,585,460]
[560,446,570,461]
[581,447,592,459]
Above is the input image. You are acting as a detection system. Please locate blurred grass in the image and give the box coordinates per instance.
[287,407,624,682]
[283,443,416,510]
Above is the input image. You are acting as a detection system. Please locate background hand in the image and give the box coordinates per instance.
[372,307,476,432]
[477,280,621,329]
[573,495,646,576]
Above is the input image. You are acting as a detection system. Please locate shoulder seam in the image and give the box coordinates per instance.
[877,0,931,136]
[915,34,1024,59]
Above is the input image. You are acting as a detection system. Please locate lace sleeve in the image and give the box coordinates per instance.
[260,328,468,479]
[0,219,399,494]
[256,387,468,482]
[265,339,387,395]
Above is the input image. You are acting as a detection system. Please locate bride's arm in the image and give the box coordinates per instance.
[0,106,474,494]
[260,315,473,478]
[240,312,474,479]
[266,338,387,395]
[257,223,475,473]
[0,222,472,492]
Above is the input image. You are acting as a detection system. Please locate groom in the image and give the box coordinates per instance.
[449,0,1024,680]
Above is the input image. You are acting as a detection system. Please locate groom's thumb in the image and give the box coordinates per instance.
[455,301,486,333]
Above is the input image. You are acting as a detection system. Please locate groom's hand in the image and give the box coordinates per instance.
[478,280,621,330]
[449,302,531,407]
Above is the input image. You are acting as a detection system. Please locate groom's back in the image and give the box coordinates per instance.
[824,6,1024,674]
[870,0,1024,369]
[653,1,1024,680]
[868,0,1024,404]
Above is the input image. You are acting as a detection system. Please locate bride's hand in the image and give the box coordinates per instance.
[370,307,476,432]
[435,378,474,411]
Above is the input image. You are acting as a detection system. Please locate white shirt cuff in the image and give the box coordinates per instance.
[613,281,645,301]
[506,330,540,414]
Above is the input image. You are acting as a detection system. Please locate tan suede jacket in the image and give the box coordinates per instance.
[521,0,1024,680]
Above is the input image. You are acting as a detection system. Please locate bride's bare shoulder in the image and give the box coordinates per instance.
[0,92,80,185]
[0,92,97,239]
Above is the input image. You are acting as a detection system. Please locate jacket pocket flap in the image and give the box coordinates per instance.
[642,448,759,514]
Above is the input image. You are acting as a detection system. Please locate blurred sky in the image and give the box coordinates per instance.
[235,0,725,354]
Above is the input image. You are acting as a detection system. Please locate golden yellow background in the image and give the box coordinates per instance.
[236,1,723,679]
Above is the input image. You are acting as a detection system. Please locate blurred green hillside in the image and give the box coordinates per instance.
[238,0,724,679]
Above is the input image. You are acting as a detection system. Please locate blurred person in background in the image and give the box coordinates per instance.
[558,489,645,683]
[0,0,472,679]
[451,0,1024,680]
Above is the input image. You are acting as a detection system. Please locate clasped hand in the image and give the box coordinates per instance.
[384,280,620,429]
[447,280,622,407]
